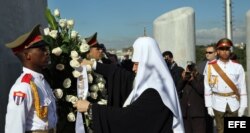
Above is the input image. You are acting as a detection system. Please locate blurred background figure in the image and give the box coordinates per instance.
[120,54,133,71]
[197,45,217,74]
[162,50,184,98]
[99,43,119,64]
[229,52,239,63]
[197,45,217,133]
[85,32,104,62]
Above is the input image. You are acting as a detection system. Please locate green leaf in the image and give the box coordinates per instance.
[45,7,58,30]
[61,44,69,54]
[42,35,57,48]
[63,37,70,44]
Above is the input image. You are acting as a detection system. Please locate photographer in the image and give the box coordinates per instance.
[177,62,206,133]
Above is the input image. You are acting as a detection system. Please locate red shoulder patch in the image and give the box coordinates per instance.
[21,74,32,84]
[208,60,217,64]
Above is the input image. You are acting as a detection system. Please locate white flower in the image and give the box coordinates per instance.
[70,51,79,59]
[70,59,80,68]
[59,19,67,28]
[67,112,76,122]
[88,74,93,83]
[86,65,92,72]
[71,31,78,39]
[80,43,90,53]
[65,95,78,104]
[63,78,71,88]
[97,82,105,90]
[65,95,73,102]
[97,99,107,105]
[72,70,81,78]
[52,47,62,56]
[90,92,98,99]
[43,27,50,36]
[54,9,60,17]
[56,64,65,71]
[49,30,58,39]
[77,35,81,39]
[81,39,87,44]
[54,88,63,99]
[67,19,74,29]
[96,77,106,83]
[90,84,99,92]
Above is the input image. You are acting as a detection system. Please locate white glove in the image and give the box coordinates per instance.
[238,107,246,117]
[207,107,214,117]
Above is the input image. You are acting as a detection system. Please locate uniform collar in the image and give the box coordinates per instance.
[23,67,44,80]
[218,59,231,64]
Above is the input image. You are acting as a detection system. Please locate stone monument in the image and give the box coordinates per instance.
[153,7,195,68]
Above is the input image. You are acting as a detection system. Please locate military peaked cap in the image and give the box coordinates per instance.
[5,24,45,53]
[216,38,233,48]
[85,32,100,47]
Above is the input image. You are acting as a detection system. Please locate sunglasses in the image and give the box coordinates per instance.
[218,47,230,51]
[205,51,214,54]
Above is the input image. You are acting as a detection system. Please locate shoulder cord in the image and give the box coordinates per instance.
[30,81,48,119]
[208,64,217,87]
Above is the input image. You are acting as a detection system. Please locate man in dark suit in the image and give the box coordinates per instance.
[197,45,217,74]
[196,45,217,133]
[162,51,184,98]
[99,43,118,64]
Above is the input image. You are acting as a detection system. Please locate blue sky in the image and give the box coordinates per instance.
[48,0,250,49]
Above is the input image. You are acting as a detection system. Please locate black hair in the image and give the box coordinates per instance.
[162,51,173,58]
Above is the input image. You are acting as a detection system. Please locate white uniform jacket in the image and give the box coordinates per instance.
[5,67,57,133]
[204,59,247,112]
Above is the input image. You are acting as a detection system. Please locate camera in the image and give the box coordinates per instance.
[184,61,196,80]
[184,71,192,80]
[186,61,196,72]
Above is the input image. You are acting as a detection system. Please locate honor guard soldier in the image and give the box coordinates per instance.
[85,32,103,62]
[203,38,247,133]
[5,25,57,133]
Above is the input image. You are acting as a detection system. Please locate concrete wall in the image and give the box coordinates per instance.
[0,0,47,131]
[246,10,250,116]
[153,7,196,68]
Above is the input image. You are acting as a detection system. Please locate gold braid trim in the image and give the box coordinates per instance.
[208,64,218,86]
[30,81,48,119]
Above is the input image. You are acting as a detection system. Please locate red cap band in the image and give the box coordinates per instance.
[12,35,42,53]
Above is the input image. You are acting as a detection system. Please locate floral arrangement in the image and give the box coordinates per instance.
[42,8,107,132]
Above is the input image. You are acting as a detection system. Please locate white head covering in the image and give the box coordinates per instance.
[123,37,184,132]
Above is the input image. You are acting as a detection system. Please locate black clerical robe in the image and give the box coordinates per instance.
[93,63,173,133]
[93,89,173,133]
[95,63,135,107]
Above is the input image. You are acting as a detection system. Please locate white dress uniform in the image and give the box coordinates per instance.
[5,67,57,133]
[204,59,248,112]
